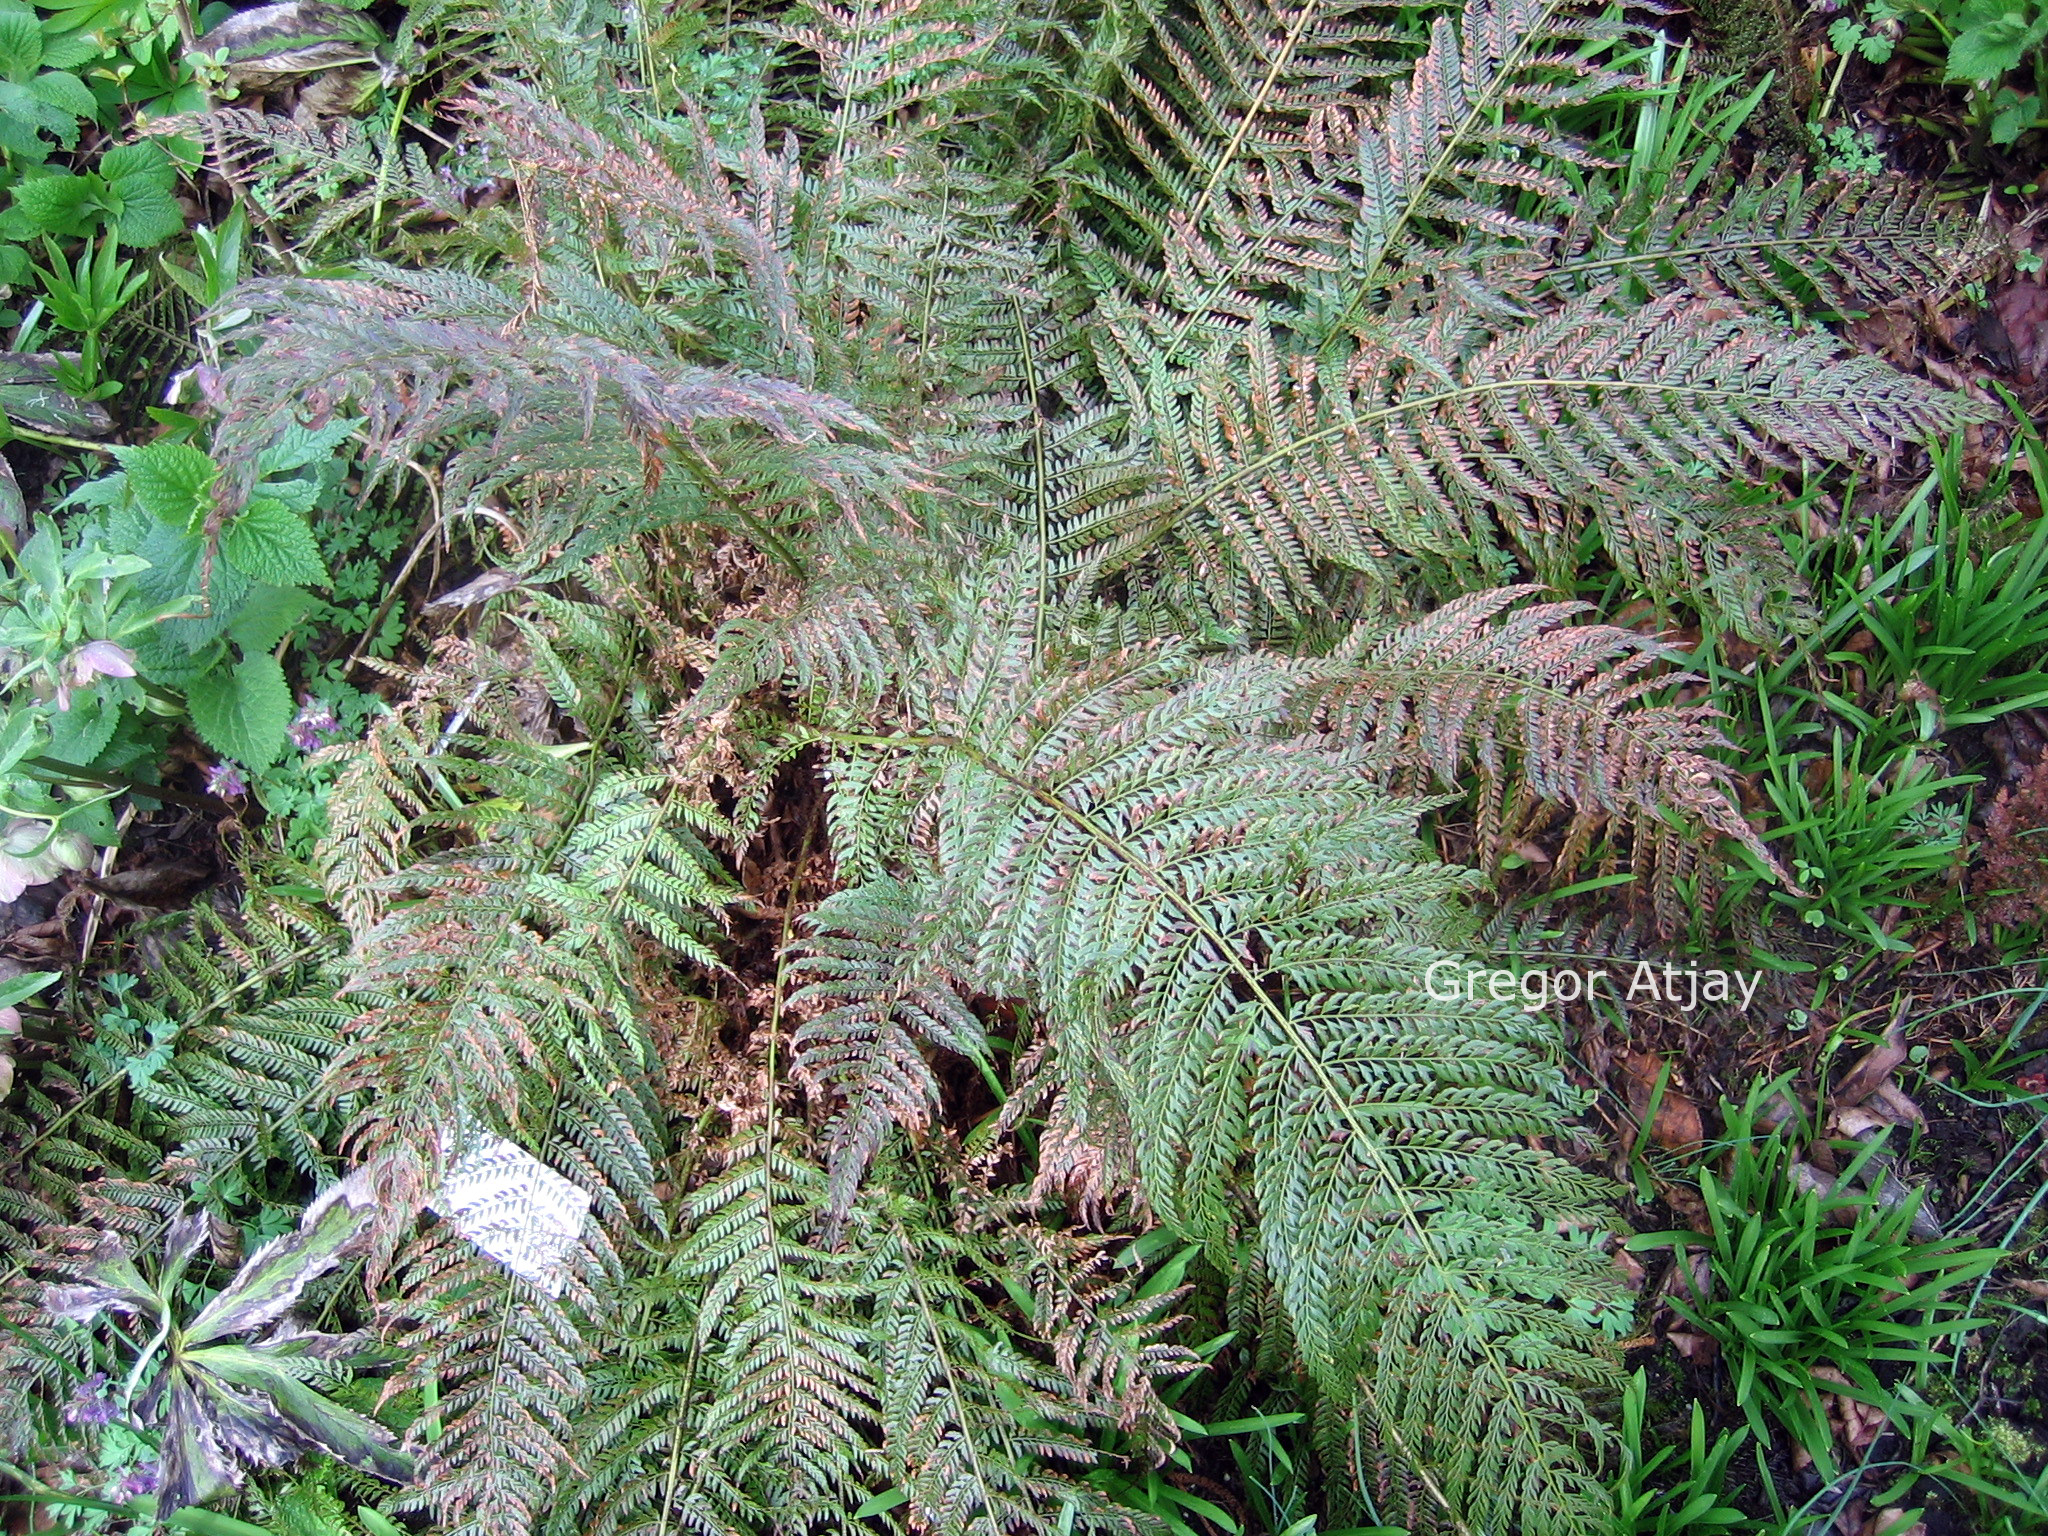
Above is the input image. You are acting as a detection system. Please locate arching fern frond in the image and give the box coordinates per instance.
[1540,170,1997,313]
[1104,291,1980,610]
[788,877,987,1220]
[1295,585,1776,870]
[755,560,1627,1532]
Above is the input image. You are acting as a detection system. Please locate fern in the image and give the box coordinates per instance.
[305,608,740,1536]
[731,559,1627,1530]
[1296,585,1778,870]
[1051,0,1990,614]
[170,0,2007,1527]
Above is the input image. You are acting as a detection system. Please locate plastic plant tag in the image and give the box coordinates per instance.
[430,1132,589,1297]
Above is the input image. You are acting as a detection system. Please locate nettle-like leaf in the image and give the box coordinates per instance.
[8,143,183,245]
[187,652,295,766]
[0,1,93,162]
[120,441,217,531]
[222,498,330,588]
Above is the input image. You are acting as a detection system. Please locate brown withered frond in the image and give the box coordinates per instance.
[1296,585,1777,877]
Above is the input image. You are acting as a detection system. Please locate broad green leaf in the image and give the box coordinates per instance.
[222,499,328,587]
[44,687,119,764]
[11,172,96,235]
[24,67,94,118]
[1947,1,2048,80]
[186,652,292,766]
[0,969,57,1008]
[101,141,183,246]
[227,584,317,653]
[110,180,183,246]
[130,520,250,652]
[182,1163,379,1343]
[256,413,358,474]
[0,8,40,76]
[35,29,101,70]
[0,706,46,774]
[119,440,216,530]
[0,79,76,157]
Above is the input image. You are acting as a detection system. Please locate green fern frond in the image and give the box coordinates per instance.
[390,1232,594,1536]
[1542,171,1997,312]
[788,877,987,1218]
[764,560,1626,1530]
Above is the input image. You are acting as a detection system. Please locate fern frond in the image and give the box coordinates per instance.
[213,276,886,511]
[1117,291,1980,608]
[992,1218,1201,1455]
[673,1135,880,1518]
[1542,171,1997,312]
[760,560,1626,1530]
[1295,585,1776,868]
[857,1187,1159,1536]
[788,877,987,1219]
[390,1231,595,1536]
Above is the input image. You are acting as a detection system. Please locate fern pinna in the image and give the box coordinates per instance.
[105,0,2000,1530]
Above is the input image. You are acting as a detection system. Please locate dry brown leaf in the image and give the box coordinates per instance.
[1612,1245,1648,1292]
[1620,1049,1705,1153]
[1832,1105,1891,1139]
[1869,1082,1925,1127]
[1811,1365,1889,1455]
[1834,1003,1910,1108]
[1667,1328,1719,1364]
[1992,278,2048,383]
[1867,1511,1925,1536]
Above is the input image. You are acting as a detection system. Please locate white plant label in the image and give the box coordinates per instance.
[431,1133,589,1297]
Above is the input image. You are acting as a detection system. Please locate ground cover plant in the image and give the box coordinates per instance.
[5,0,2048,1534]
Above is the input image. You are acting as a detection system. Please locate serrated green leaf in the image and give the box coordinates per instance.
[24,67,94,118]
[110,181,183,246]
[226,584,316,653]
[0,80,74,157]
[222,499,328,588]
[100,143,184,246]
[44,687,120,764]
[0,8,41,76]
[118,440,215,530]
[186,653,292,766]
[257,414,358,474]
[11,173,97,235]
[1947,5,2048,79]
[36,29,100,69]
[99,142,173,188]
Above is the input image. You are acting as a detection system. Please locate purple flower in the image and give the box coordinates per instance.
[69,641,137,686]
[54,641,137,713]
[204,762,248,799]
[64,1372,116,1426]
[288,695,344,753]
[112,1463,160,1501]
